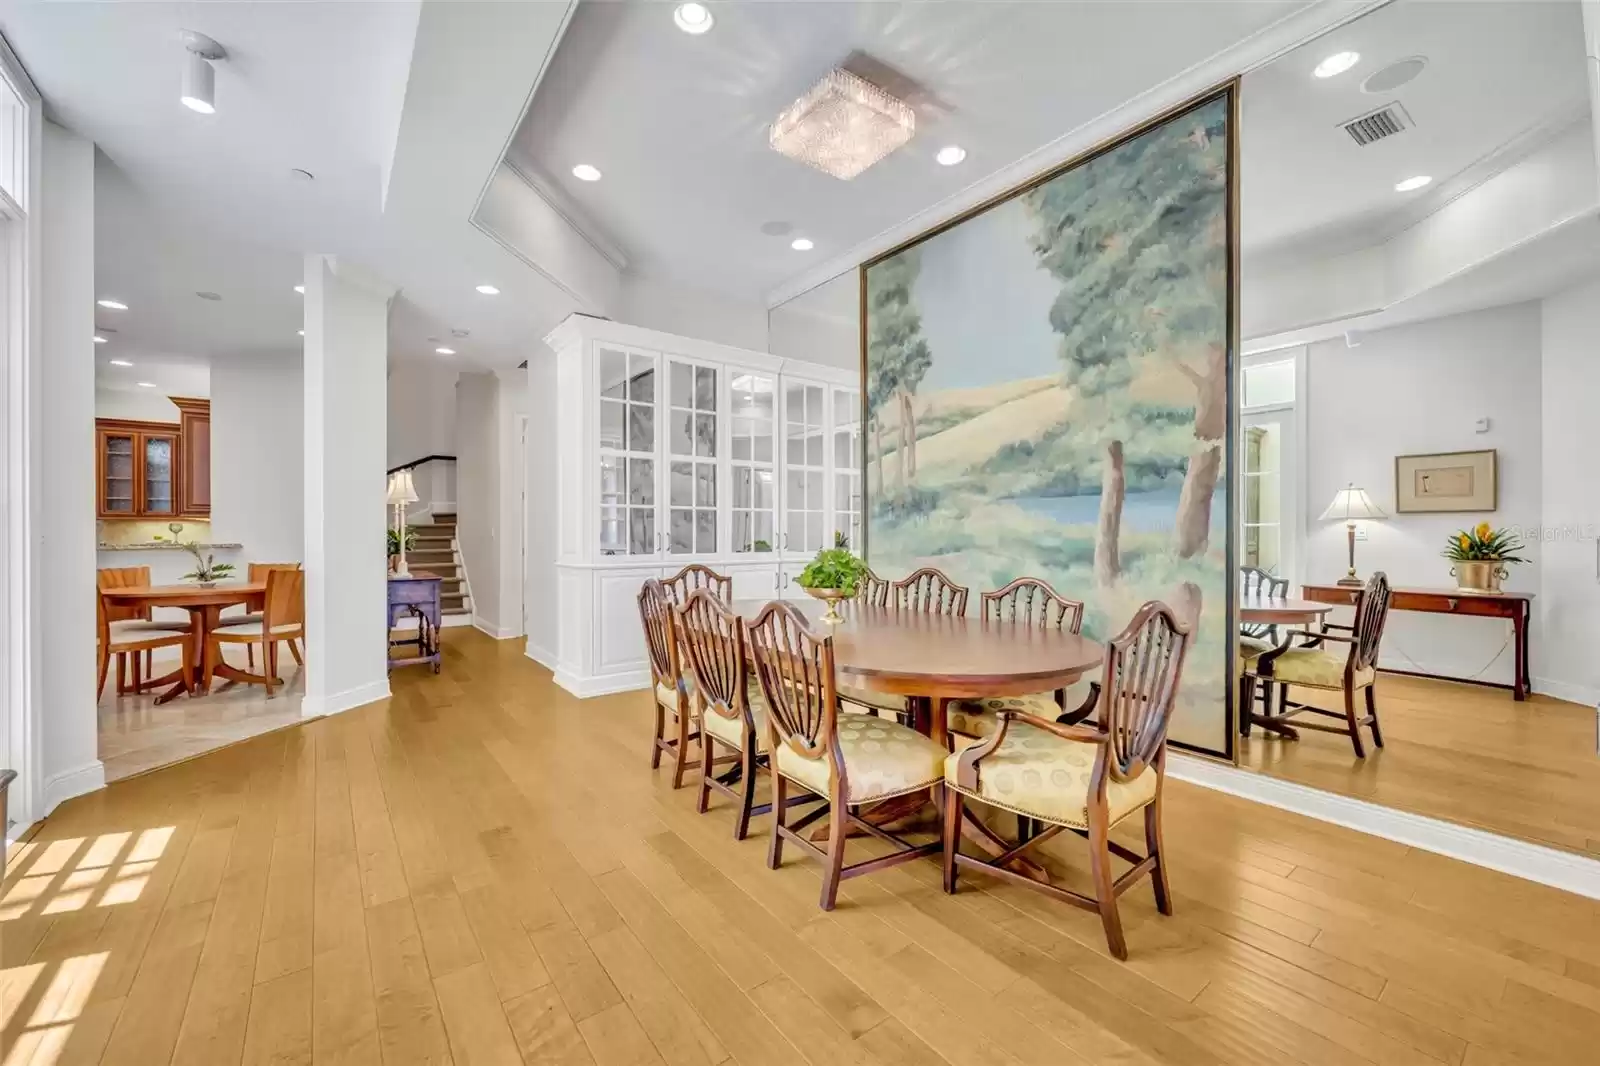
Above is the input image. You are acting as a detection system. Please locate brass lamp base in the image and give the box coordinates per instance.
[1336,575,1363,587]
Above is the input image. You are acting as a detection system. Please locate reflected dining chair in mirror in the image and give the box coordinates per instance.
[1241,571,1393,757]
[890,566,969,615]
[96,567,193,699]
[1238,565,1288,718]
[662,563,732,606]
[943,600,1191,960]
[837,567,911,722]
[855,566,890,608]
[949,576,1095,741]
[674,589,777,839]
[205,567,305,697]
[237,562,304,668]
[745,600,945,911]
[639,578,699,789]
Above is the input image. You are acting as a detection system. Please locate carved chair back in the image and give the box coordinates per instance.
[1239,566,1288,640]
[744,600,840,775]
[856,567,890,609]
[637,579,683,693]
[1350,571,1393,673]
[1094,601,1192,783]
[662,564,732,606]
[673,589,748,733]
[891,567,969,616]
[982,576,1084,633]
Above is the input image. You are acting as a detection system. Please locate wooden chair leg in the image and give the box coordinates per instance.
[1365,685,1383,748]
[1144,794,1172,916]
[97,646,111,700]
[116,652,127,694]
[671,698,692,790]
[651,694,666,770]
[734,739,757,841]
[1088,813,1128,960]
[131,651,143,692]
[1239,673,1255,735]
[941,791,961,894]
[264,640,279,697]
[288,638,304,666]
[768,773,787,870]
[696,732,713,816]
[247,643,254,668]
[819,795,848,912]
[1343,684,1366,758]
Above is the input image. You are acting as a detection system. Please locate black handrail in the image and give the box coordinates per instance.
[387,454,456,476]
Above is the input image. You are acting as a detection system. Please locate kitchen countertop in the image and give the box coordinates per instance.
[97,542,244,551]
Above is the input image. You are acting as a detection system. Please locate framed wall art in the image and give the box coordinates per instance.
[1395,449,1497,513]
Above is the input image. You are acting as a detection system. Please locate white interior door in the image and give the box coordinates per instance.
[1240,410,1298,584]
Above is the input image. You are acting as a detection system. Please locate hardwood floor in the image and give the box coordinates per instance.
[1240,672,1600,857]
[6,628,1600,1065]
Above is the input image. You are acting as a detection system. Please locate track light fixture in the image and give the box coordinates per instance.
[180,30,226,114]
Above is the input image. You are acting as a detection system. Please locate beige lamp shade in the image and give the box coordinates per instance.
[1319,484,1386,522]
[386,470,419,506]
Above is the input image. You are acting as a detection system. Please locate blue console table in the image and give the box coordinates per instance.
[388,571,442,674]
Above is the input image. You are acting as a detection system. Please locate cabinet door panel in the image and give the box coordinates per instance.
[142,433,178,515]
[665,356,717,557]
[781,379,826,554]
[598,345,660,557]
[100,431,136,514]
[728,370,777,556]
[831,387,862,551]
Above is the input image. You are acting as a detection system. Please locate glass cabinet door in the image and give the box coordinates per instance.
[101,432,135,514]
[598,346,658,557]
[783,379,826,554]
[729,371,775,554]
[831,387,862,551]
[142,434,176,515]
[666,358,718,556]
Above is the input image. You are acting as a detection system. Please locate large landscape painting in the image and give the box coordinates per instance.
[863,89,1234,755]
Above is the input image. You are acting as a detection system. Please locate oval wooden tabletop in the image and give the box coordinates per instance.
[1239,592,1333,625]
[100,581,266,607]
[730,598,1103,699]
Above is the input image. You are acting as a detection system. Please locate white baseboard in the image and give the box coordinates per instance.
[553,667,650,699]
[525,640,555,670]
[1169,754,1600,901]
[43,761,106,817]
[1532,675,1600,708]
[301,679,390,719]
[473,617,522,640]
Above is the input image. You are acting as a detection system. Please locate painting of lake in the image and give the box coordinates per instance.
[862,88,1236,756]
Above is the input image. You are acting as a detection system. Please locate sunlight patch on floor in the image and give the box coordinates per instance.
[1,952,109,1066]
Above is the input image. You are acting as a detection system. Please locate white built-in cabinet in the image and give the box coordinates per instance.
[545,314,861,696]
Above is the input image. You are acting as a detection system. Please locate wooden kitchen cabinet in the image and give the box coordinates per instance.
[172,397,210,517]
[96,419,179,518]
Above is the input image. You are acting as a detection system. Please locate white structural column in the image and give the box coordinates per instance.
[303,255,394,717]
[1587,2,1600,191]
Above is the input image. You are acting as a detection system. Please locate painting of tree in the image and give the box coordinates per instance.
[865,249,932,491]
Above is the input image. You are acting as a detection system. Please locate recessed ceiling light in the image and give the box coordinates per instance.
[109,359,133,367]
[1313,51,1361,79]
[93,335,108,344]
[935,145,967,166]
[1394,175,1432,192]
[97,299,128,310]
[572,164,602,182]
[476,284,500,295]
[196,290,221,301]
[673,3,714,34]
[790,238,814,251]
[293,285,304,295]
[136,381,156,388]
[435,347,456,356]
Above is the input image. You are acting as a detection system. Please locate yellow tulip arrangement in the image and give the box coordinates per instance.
[1442,522,1525,563]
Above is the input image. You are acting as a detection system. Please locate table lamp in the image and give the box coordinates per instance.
[1319,483,1386,587]
[387,470,419,577]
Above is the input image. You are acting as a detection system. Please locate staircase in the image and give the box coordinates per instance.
[408,513,471,620]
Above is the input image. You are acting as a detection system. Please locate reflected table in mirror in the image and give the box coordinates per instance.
[1238,592,1335,738]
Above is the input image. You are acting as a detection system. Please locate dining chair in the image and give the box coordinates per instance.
[639,578,700,789]
[837,566,910,721]
[674,589,778,839]
[661,563,732,606]
[949,577,1095,740]
[943,600,1192,960]
[1238,566,1289,721]
[745,600,945,911]
[854,567,889,609]
[96,574,193,699]
[890,567,969,615]
[1242,571,1393,757]
[206,567,305,697]
[237,562,304,668]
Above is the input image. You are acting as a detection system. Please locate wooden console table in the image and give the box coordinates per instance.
[1301,583,1533,700]
[388,571,442,674]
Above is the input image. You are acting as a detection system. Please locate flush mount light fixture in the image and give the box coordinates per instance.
[1394,175,1432,192]
[935,145,967,166]
[673,3,714,34]
[179,30,226,114]
[93,335,108,344]
[1313,51,1360,79]
[293,285,304,295]
[137,381,157,388]
[97,298,128,310]
[475,284,500,295]
[572,164,602,182]
[769,67,914,180]
[790,238,814,251]
[110,359,133,367]
[435,347,456,356]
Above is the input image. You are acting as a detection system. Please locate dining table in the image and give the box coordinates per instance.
[729,597,1105,877]
[1237,591,1335,737]
[100,581,267,704]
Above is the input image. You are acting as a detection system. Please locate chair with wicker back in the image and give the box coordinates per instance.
[745,600,945,911]
[944,599,1191,959]
[639,578,699,789]
[96,566,193,699]
[890,567,969,615]
[206,567,304,697]
[1242,571,1393,757]
[662,563,732,606]
[948,577,1095,741]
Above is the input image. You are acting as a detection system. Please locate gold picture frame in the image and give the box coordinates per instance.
[1395,449,1497,513]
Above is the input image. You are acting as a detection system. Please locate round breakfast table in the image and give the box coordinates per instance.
[1237,592,1334,737]
[101,581,268,703]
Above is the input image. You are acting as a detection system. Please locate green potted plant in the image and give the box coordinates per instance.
[180,542,236,588]
[795,545,868,625]
[1442,521,1526,594]
[387,525,416,571]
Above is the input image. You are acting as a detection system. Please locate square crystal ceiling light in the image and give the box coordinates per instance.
[769,68,915,180]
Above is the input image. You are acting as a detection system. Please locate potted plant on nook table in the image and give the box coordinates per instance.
[1442,522,1526,594]
[795,542,868,625]
[180,541,236,588]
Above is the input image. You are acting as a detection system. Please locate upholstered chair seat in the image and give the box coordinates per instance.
[212,619,303,638]
[772,714,944,805]
[1259,647,1375,690]
[700,684,770,755]
[943,721,1157,830]
[107,618,192,641]
[948,693,1060,739]
[655,676,696,712]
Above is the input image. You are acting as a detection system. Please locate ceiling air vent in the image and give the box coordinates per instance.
[1340,103,1413,147]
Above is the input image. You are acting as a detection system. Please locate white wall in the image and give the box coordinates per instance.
[386,358,457,468]
[1537,275,1600,704]
[525,348,557,667]
[615,276,769,352]
[1305,302,1543,688]
[496,367,528,640]
[211,355,304,562]
[95,386,182,422]
[38,121,100,805]
[455,371,500,633]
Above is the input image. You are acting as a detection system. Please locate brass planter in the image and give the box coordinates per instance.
[1450,559,1509,594]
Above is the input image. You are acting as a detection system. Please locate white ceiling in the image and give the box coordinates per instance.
[1241,0,1590,263]
[508,0,1312,302]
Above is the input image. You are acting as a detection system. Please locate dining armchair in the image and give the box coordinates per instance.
[949,577,1095,740]
[639,578,699,789]
[662,563,732,606]
[745,600,945,911]
[238,562,304,668]
[890,567,969,615]
[206,567,304,697]
[1242,571,1393,757]
[854,567,889,609]
[943,600,1191,960]
[96,569,193,699]
[1239,566,1288,646]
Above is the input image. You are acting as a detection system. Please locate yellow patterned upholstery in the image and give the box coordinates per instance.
[654,677,695,710]
[838,684,908,715]
[948,693,1061,739]
[773,714,945,805]
[944,722,1157,830]
[1250,647,1373,690]
[1238,636,1273,677]
[699,686,770,754]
